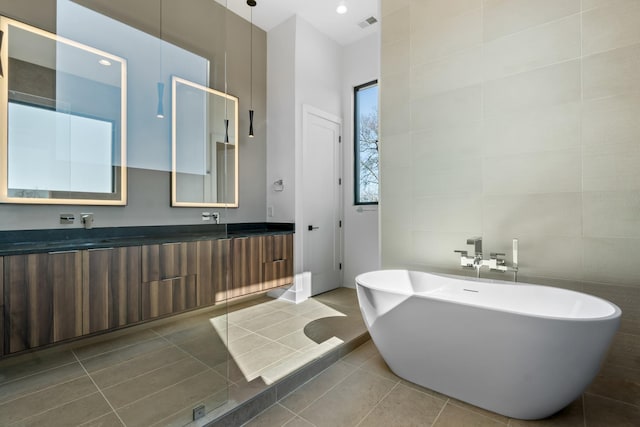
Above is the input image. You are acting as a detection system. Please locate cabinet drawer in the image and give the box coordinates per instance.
[142,275,196,320]
[231,236,263,298]
[263,234,293,263]
[197,239,231,306]
[142,242,197,282]
[263,259,293,290]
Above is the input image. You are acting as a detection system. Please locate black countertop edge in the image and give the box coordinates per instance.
[0,222,294,256]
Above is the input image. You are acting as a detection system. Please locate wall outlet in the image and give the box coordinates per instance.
[202,212,212,221]
[193,404,205,421]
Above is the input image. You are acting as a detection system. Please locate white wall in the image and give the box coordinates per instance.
[267,15,345,287]
[342,33,380,288]
[266,16,297,223]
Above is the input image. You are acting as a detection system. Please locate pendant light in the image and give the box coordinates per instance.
[247,0,256,138]
[156,0,165,118]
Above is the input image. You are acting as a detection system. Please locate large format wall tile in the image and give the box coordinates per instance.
[411,47,483,99]
[410,85,482,132]
[582,93,640,152]
[483,102,581,157]
[483,149,582,195]
[483,14,580,81]
[582,43,640,100]
[583,191,640,238]
[583,0,640,55]
[484,59,581,117]
[382,6,410,46]
[483,0,580,42]
[412,194,483,233]
[410,8,482,66]
[584,238,640,286]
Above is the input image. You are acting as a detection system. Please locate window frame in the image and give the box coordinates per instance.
[353,79,379,206]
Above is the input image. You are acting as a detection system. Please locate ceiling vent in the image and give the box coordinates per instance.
[358,16,378,29]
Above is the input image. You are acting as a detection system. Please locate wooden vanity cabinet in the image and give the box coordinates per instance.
[82,247,141,334]
[230,236,263,298]
[1,257,4,356]
[141,242,197,320]
[263,234,294,290]
[4,251,83,353]
[197,238,232,305]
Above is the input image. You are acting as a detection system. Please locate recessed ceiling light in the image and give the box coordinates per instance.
[336,1,347,14]
[98,59,111,66]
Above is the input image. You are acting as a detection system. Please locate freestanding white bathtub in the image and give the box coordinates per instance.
[355,270,621,420]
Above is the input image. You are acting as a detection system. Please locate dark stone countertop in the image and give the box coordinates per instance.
[0,222,294,256]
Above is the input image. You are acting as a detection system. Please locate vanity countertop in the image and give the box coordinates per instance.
[0,222,294,256]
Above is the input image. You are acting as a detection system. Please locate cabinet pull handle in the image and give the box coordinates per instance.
[161,242,180,246]
[88,247,114,252]
[48,250,80,255]
[0,30,4,78]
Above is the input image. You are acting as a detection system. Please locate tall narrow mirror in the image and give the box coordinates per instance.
[0,17,127,205]
[172,76,238,207]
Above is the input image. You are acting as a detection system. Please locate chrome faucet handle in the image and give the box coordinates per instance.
[466,237,483,255]
[490,252,505,259]
[454,250,468,256]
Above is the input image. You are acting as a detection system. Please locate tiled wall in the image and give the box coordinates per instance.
[380,0,640,407]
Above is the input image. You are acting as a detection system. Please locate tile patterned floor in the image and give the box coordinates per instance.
[244,341,640,427]
[0,288,365,427]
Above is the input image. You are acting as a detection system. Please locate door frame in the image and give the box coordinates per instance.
[295,104,343,295]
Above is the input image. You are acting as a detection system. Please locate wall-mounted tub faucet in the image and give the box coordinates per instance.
[455,237,519,281]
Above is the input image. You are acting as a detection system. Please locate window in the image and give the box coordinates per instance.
[354,80,379,204]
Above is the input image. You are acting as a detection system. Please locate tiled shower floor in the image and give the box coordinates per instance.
[0,288,366,427]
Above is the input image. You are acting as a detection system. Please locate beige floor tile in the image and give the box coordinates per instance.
[400,379,450,402]
[449,398,510,424]
[341,340,378,367]
[149,387,229,427]
[73,329,159,360]
[229,333,272,357]
[277,330,319,351]
[228,324,254,343]
[161,322,222,345]
[0,361,85,404]
[359,353,401,382]
[509,397,584,426]
[233,342,296,379]
[588,369,640,407]
[256,316,313,341]
[302,314,365,345]
[433,403,507,426]
[12,392,113,427]
[79,412,125,426]
[299,369,396,427]
[79,337,171,373]
[584,393,640,426]
[244,403,297,426]
[280,361,355,413]
[0,376,98,425]
[176,334,229,368]
[236,310,293,332]
[284,416,315,427]
[0,350,76,385]
[102,357,209,408]
[359,383,446,426]
[300,305,349,321]
[228,300,278,324]
[90,346,189,389]
[116,370,227,427]
[313,288,358,308]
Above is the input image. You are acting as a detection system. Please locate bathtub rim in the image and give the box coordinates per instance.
[355,269,622,323]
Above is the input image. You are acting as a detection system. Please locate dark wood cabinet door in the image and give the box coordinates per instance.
[231,236,263,298]
[142,276,196,320]
[263,234,294,290]
[1,257,4,356]
[141,242,197,282]
[197,239,231,306]
[82,246,141,335]
[5,251,82,353]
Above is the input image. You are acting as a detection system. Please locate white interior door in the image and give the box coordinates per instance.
[302,106,342,296]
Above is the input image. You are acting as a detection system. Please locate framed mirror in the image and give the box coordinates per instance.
[0,17,127,205]
[172,76,238,207]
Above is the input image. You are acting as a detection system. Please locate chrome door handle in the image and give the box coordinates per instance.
[308,225,319,231]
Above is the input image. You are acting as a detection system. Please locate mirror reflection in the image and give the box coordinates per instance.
[172,76,238,207]
[0,17,127,205]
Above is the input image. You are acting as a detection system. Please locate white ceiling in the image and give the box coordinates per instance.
[216,0,379,46]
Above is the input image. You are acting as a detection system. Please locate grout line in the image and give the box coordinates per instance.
[284,367,358,416]
[0,366,86,406]
[354,381,400,427]
[584,391,640,409]
[446,399,509,425]
[0,358,79,390]
[429,398,451,426]
[72,350,127,427]
[74,330,161,363]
